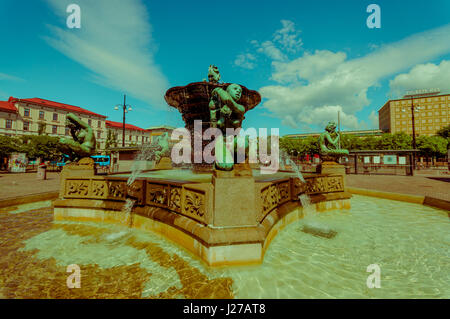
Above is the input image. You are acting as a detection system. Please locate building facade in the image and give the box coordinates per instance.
[147,125,175,144]
[0,97,107,148]
[378,93,450,136]
[105,120,149,147]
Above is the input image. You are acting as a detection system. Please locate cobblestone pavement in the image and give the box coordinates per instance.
[346,174,450,202]
[0,172,60,200]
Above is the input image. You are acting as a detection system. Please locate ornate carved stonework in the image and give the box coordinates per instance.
[66,180,90,197]
[305,176,344,194]
[92,180,107,198]
[107,181,127,200]
[127,180,145,205]
[146,183,168,207]
[168,187,182,213]
[183,189,205,220]
[260,180,291,219]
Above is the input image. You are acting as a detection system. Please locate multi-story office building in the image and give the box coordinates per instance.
[0,96,107,148]
[378,92,450,136]
[105,120,149,147]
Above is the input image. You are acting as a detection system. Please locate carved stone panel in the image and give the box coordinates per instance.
[107,181,127,200]
[127,180,146,205]
[146,182,168,208]
[305,176,344,194]
[65,179,90,198]
[168,186,182,213]
[182,188,206,223]
[92,180,108,199]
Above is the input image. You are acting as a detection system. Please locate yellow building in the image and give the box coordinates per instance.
[0,96,107,148]
[378,93,450,136]
[105,120,150,147]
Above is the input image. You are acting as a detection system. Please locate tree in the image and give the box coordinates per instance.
[105,129,118,150]
[416,135,448,158]
[437,124,450,139]
[19,135,65,161]
[0,135,21,158]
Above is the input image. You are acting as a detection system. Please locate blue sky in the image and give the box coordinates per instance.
[1,0,450,135]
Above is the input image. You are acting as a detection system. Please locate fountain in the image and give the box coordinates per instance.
[53,67,352,266]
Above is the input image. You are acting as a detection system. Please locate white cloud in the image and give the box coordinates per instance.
[273,20,303,53]
[44,0,168,108]
[389,60,450,97]
[260,24,450,130]
[234,53,256,69]
[235,20,302,69]
[257,41,287,61]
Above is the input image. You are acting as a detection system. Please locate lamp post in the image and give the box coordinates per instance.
[114,94,132,147]
[402,96,422,169]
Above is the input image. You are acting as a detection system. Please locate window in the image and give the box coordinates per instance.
[98,121,101,128]
[52,125,57,134]
[129,135,132,141]
[53,113,58,121]
[23,121,29,131]
[97,131,101,139]
[39,111,45,119]
[6,119,12,129]
[24,108,30,117]
[88,119,92,126]
[65,127,70,135]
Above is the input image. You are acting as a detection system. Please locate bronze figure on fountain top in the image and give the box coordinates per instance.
[209,83,245,131]
[319,121,349,162]
[59,113,96,162]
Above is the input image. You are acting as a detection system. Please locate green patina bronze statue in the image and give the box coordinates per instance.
[209,82,249,171]
[319,121,349,160]
[209,83,245,130]
[149,132,170,163]
[208,65,221,84]
[59,113,96,161]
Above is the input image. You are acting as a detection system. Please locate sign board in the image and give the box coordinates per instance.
[364,156,371,164]
[8,153,27,173]
[399,157,406,165]
[383,155,397,165]
[373,156,380,164]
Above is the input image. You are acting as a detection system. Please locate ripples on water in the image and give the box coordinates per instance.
[0,195,448,298]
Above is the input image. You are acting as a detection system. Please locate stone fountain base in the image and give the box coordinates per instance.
[54,165,351,266]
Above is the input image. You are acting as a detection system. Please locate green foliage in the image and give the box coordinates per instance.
[437,124,450,139]
[18,135,65,161]
[279,136,319,156]
[0,135,21,158]
[105,129,118,151]
[416,135,448,157]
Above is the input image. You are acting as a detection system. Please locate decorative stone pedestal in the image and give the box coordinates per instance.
[212,168,257,227]
[59,157,96,197]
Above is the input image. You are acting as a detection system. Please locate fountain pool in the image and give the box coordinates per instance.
[0,194,448,299]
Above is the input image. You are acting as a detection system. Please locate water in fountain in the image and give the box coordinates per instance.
[121,198,135,226]
[128,143,157,186]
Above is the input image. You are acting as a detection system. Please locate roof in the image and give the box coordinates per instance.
[106,120,147,132]
[146,125,176,130]
[0,98,17,113]
[10,97,107,118]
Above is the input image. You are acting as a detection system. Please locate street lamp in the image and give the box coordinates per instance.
[402,97,423,169]
[114,94,132,147]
